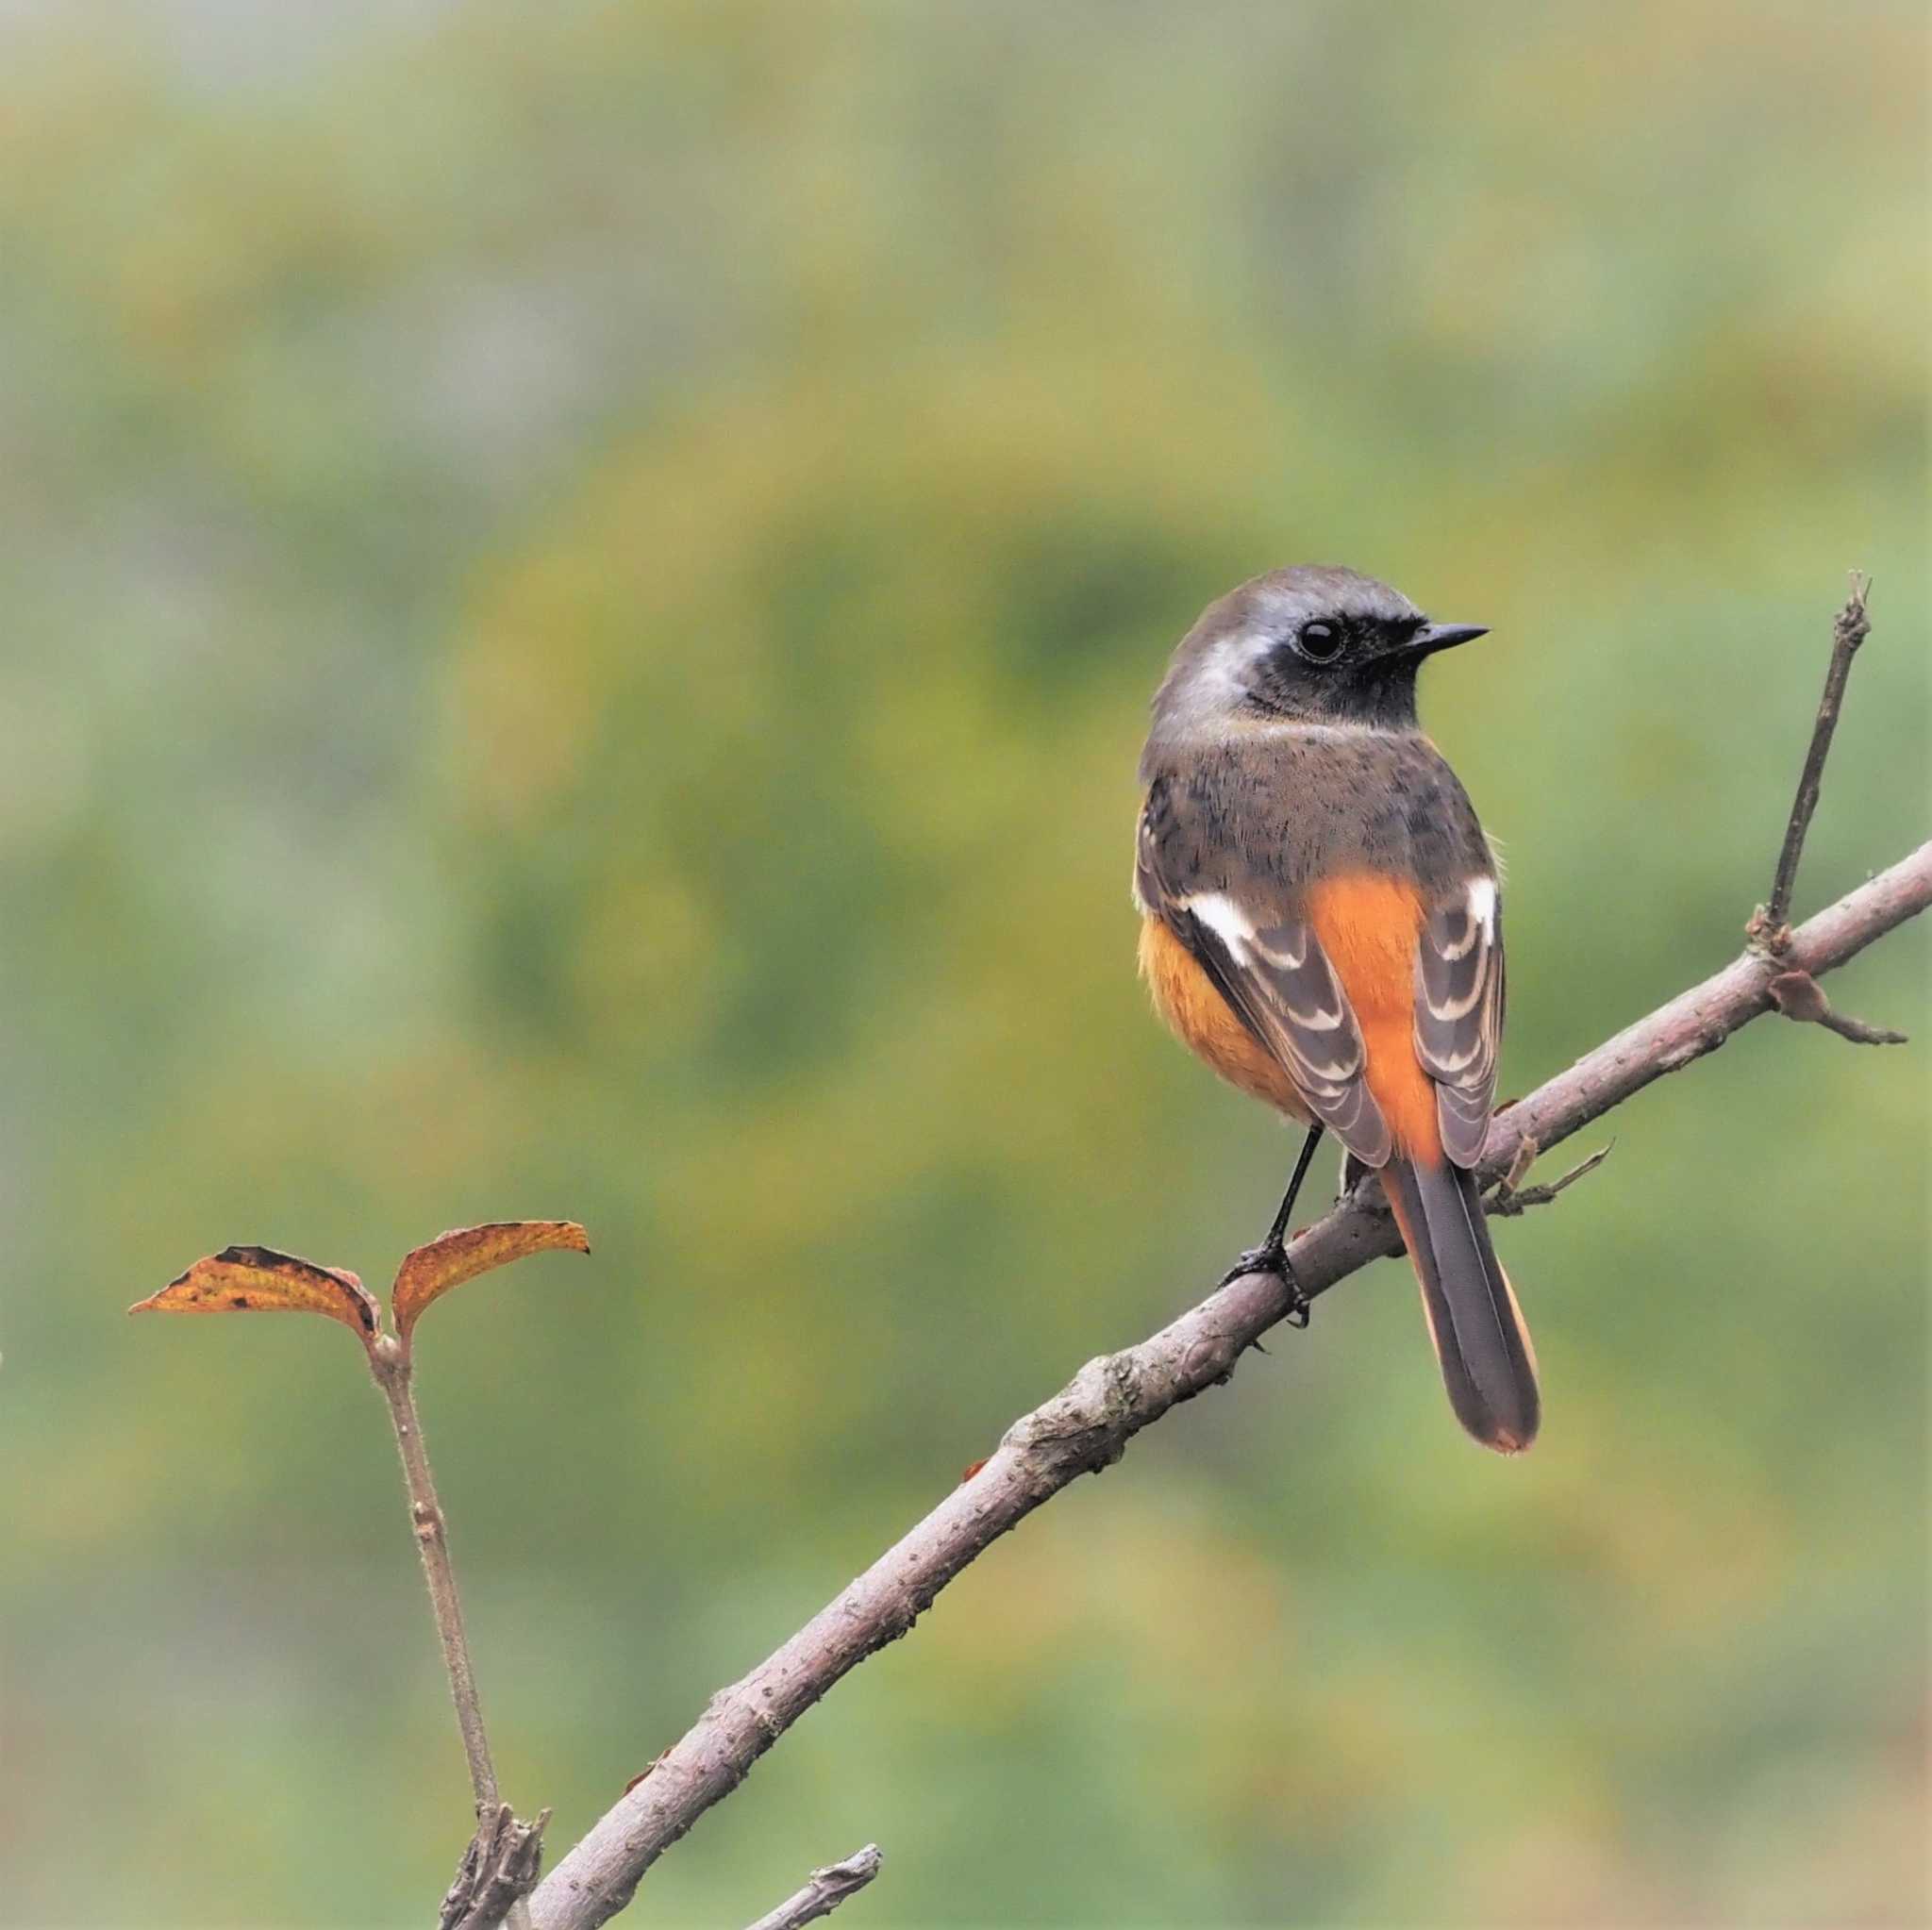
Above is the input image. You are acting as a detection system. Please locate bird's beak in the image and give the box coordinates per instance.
[1413,622,1489,656]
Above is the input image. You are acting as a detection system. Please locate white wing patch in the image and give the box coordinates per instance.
[1182,890,1255,949]
[1137,787,1392,1166]
[1179,890,1391,1164]
[1413,873,1505,1166]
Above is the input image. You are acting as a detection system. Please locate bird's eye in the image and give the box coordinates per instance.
[1293,621,1344,664]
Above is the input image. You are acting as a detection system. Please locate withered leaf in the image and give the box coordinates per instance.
[391,1220,591,1342]
[130,1246,381,1342]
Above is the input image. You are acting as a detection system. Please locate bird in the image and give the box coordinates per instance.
[1133,565,1539,1453]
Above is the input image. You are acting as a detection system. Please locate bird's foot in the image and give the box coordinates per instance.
[1216,1240,1310,1326]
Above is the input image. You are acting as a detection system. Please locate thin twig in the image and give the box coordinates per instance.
[371,1337,502,1809]
[529,841,1932,1930]
[741,1847,884,1930]
[1487,1142,1613,1217]
[1742,575,1904,1044]
[1750,573,1872,951]
[1768,968,1907,1046]
[370,1336,538,1930]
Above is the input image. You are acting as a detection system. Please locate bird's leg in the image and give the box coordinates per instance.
[1219,1123,1324,1324]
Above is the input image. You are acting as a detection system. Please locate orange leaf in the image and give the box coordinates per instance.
[130,1246,380,1342]
[391,1220,591,1341]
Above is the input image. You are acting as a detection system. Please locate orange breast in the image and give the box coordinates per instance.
[1306,872,1441,1163]
[1138,917,1310,1120]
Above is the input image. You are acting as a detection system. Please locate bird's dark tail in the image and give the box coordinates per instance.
[1381,1156,1541,1454]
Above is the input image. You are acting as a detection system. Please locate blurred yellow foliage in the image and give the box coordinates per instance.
[1,3,1924,1925]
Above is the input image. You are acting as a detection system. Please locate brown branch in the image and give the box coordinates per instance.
[1749,573,1872,952]
[529,840,1932,1930]
[740,1846,884,1930]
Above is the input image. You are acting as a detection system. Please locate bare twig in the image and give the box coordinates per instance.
[1486,1141,1613,1217]
[741,1847,884,1930]
[370,1337,504,1811]
[1749,573,1872,953]
[1742,577,1905,1044]
[530,842,1932,1930]
[369,1335,539,1930]
[1768,968,1907,1046]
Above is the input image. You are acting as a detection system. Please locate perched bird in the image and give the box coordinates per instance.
[1134,565,1539,1453]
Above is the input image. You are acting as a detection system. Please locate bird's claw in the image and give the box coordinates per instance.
[1216,1242,1310,1326]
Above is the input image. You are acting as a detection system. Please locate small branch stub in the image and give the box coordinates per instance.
[1768,968,1907,1046]
[442,1804,551,1930]
[1488,1142,1614,1218]
[741,1846,884,1930]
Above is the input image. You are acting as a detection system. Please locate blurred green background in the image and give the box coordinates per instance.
[2,4,1927,1926]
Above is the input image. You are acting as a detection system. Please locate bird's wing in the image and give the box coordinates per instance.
[1413,876,1506,1168]
[1136,791,1392,1165]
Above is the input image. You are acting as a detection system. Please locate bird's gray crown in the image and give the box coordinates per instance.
[1144,564,1447,758]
